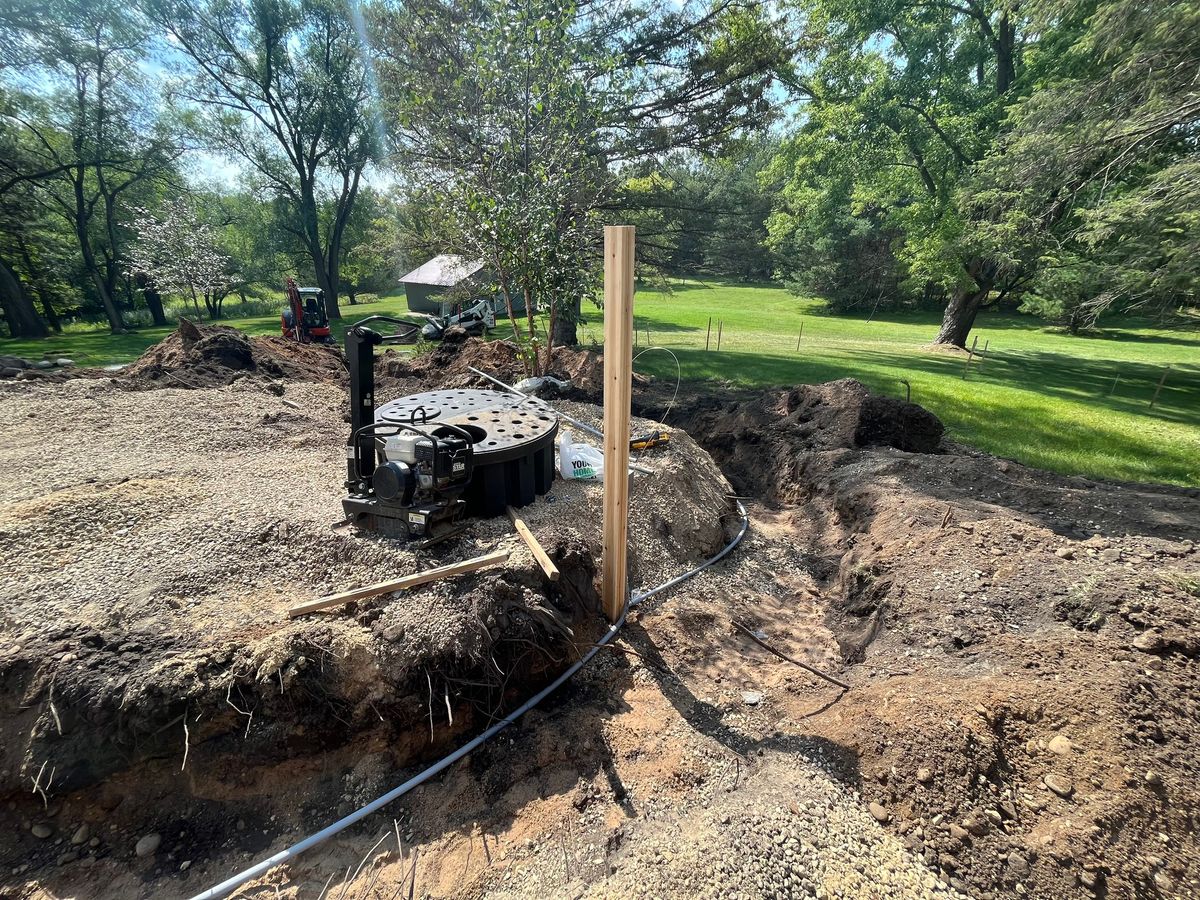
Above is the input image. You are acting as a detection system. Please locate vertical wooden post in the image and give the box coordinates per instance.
[795,332,801,351]
[705,316,712,351]
[602,225,635,623]
[717,319,723,351]
[800,321,804,340]
[1149,366,1170,409]
[1109,371,1120,397]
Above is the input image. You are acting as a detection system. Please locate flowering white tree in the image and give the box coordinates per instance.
[126,201,231,319]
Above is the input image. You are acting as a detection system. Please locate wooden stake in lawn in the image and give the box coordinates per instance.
[705,316,712,351]
[1149,366,1170,409]
[717,319,724,351]
[602,225,635,623]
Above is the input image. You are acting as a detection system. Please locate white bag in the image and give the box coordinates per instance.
[515,375,571,394]
[558,428,604,481]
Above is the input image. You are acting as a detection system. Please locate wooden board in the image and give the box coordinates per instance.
[287,549,510,618]
[507,506,560,582]
[602,225,635,623]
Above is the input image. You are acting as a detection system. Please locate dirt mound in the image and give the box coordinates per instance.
[671,379,944,504]
[122,320,344,389]
[376,336,641,398]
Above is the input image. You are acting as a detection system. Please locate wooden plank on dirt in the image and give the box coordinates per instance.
[287,549,510,618]
[507,506,560,582]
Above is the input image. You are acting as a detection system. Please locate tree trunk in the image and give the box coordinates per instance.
[144,286,167,326]
[551,296,581,346]
[72,175,123,333]
[932,259,998,347]
[17,243,61,333]
[995,12,1016,95]
[0,256,49,338]
[933,286,987,347]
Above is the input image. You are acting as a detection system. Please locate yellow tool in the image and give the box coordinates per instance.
[630,430,671,452]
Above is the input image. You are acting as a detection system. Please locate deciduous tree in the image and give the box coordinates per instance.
[149,0,380,321]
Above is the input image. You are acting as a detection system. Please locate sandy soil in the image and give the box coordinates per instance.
[1,328,1198,900]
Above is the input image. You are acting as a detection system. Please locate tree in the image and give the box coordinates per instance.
[770,0,1030,346]
[616,140,780,280]
[149,0,379,322]
[126,200,231,318]
[374,0,790,355]
[964,0,1200,331]
[334,186,401,303]
[0,112,52,337]
[376,0,608,369]
[0,0,179,334]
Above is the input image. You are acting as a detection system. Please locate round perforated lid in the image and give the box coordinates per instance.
[375,389,559,462]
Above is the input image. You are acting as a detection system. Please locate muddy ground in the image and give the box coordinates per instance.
[1,326,1198,900]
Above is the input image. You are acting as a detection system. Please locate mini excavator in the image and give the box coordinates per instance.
[280,278,335,344]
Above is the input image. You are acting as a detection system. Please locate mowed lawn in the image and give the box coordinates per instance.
[3,280,1198,487]
[576,280,1200,488]
[0,294,423,368]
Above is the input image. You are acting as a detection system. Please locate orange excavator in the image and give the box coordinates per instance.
[280,277,335,344]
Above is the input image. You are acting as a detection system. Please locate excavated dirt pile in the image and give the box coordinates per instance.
[121,319,345,389]
[376,332,645,401]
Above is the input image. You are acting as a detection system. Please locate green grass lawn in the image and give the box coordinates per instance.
[3,279,1198,487]
[581,279,1199,488]
[0,293,420,368]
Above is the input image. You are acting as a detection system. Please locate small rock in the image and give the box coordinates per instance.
[1144,770,1163,787]
[180,860,192,871]
[961,811,989,836]
[32,823,53,839]
[54,358,75,367]
[1007,852,1030,878]
[1044,774,1074,798]
[741,691,763,707]
[56,851,78,866]
[1098,548,1121,563]
[1055,547,1075,559]
[1154,871,1174,892]
[948,824,971,842]
[868,801,890,824]
[1047,734,1073,755]
[916,767,934,784]
[1133,631,1165,653]
[383,624,406,642]
[135,833,161,857]
[71,824,91,845]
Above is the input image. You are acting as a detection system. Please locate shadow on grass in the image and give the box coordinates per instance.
[633,315,700,335]
[637,277,781,295]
